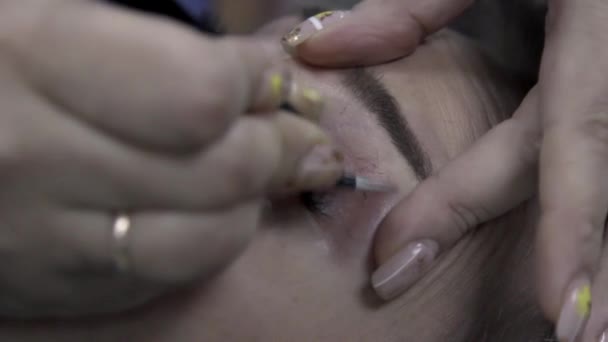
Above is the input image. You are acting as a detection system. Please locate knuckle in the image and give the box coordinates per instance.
[177,104,234,149]
[579,111,608,151]
[173,76,236,146]
[203,43,248,112]
[541,209,602,258]
[168,46,245,146]
[425,174,486,236]
[173,36,266,147]
[445,196,485,236]
[222,140,261,195]
[575,217,598,247]
[221,154,261,198]
[403,10,430,39]
[366,19,419,56]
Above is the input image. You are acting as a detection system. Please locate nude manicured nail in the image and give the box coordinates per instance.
[600,330,607,342]
[556,276,592,342]
[372,240,439,301]
[281,11,348,53]
[293,144,343,189]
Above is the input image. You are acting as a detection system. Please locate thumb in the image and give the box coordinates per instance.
[371,91,540,300]
[284,0,474,67]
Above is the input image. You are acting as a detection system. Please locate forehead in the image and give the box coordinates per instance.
[371,31,510,159]
[288,30,511,177]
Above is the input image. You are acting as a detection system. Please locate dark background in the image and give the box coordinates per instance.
[109,0,219,33]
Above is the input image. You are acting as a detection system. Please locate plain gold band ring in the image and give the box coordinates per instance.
[112,213,131,273]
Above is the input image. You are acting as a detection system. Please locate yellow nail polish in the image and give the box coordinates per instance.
[284,86,324,122]
[556,277,591,342]
[302,88,322,105]
[302,88,324,120]
[576,285,592,317]
[270,73,284,101]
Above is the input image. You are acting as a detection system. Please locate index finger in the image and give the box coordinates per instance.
[11,0,282,151]
[286,0,473,67]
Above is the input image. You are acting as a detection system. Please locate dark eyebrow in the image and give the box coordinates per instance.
[341,68,432,179]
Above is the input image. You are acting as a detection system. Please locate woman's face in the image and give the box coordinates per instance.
[0,30,548,341]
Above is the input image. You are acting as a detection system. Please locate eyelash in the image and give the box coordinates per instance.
[300,191,332,217]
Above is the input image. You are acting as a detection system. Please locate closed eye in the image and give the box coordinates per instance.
[300,192,333,217]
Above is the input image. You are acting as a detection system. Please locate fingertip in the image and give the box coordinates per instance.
[372,239,439,301]
[373,180,443,263]
[286,0,476,67]
[281,10,349,54]
[371,171,489,301]
[267,113,343,193]
[535,211,600,324]
[252,69,324,122]
[293,12,420,67]
[251,69,292,111]
[554,275,592,342]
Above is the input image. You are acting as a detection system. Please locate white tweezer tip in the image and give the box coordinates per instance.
[355,177,396,193]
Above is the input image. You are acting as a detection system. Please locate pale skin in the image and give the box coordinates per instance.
[0,1,343,317]
[1,1,601,339]
[288,0,608,340]
[0,26,552,342]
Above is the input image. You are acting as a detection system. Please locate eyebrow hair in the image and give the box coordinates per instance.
[341,68,432,179]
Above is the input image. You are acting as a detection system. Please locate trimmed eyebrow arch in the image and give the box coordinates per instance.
[341,68,432,179]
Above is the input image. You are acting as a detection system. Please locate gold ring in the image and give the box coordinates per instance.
[112,213,131,273]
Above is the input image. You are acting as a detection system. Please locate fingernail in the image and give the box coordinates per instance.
[253,70,293,111]
[301,88,324,116]
[284,85,324,122]
[268,70,291,107]
[372,240,439,301]
[271,71,323,122]
[270,72,287,102]
[293,144,344,189]
[600,330,607,342]
[556,276,592,342]
[281,11,348,53]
